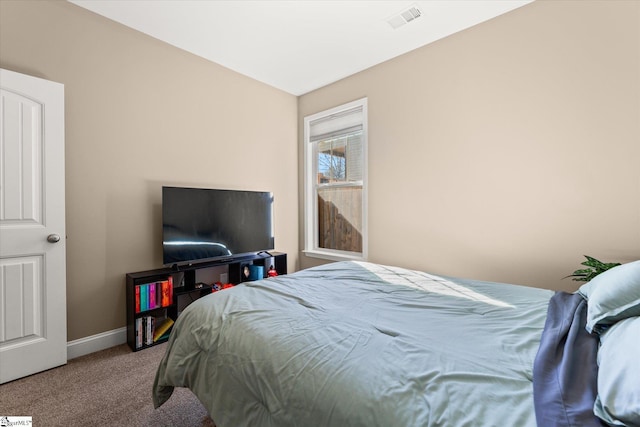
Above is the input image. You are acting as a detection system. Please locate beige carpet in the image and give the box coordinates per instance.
[0,343,215,427]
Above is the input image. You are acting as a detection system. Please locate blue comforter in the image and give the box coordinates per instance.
[154,261,559,426]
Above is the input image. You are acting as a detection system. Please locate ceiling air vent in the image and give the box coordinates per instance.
[386,4,423,30]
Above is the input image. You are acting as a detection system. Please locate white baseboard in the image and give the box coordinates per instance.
[67,327,127,360]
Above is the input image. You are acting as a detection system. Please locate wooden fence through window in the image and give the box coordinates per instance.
[318,190,362,253]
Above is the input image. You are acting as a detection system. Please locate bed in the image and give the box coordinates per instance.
[153,260,640,427]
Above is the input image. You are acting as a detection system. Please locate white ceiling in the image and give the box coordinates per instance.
[70,0,533,96]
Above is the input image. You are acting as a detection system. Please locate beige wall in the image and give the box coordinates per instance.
[0,1,298,341]
[1,0,638,343]
[299,0,640,292]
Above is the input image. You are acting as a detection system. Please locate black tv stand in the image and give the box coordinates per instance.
[169,263,217,290]
[168,252,287,290]
[125,252,287,351]
[183,269,197,290]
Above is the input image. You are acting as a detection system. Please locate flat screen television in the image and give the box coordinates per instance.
[162,186,274,266]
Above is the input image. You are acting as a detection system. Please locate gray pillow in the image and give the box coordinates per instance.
[578,260,640,333]
[593,316,640,426]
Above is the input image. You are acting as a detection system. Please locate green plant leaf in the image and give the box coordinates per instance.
[565,255,621,282]
[582,256,602,268]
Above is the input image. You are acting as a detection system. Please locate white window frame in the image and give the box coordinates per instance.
[303,97,368,261]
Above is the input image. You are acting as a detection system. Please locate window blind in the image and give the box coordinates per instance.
[309,106,363,142]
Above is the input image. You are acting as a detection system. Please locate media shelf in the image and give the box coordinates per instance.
[125,252,287,351]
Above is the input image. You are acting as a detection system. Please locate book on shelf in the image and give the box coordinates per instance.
[161,279,171,307]
[153,317,175,342]
[135,315,173,349]
[135,278,174,313]
[140,284,148,312]
[149,282,156,309]
[146,316,154,346]
[135,317,143,349]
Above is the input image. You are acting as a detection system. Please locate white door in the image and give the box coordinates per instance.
[0,68,66,384]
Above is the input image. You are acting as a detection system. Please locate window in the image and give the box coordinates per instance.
[303,98,367,261]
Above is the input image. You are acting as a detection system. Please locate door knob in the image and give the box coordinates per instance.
[47,234,61,243]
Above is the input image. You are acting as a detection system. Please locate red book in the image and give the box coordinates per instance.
[168,276,174,305]
[161,281,170,307]
[135,285,141,313]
